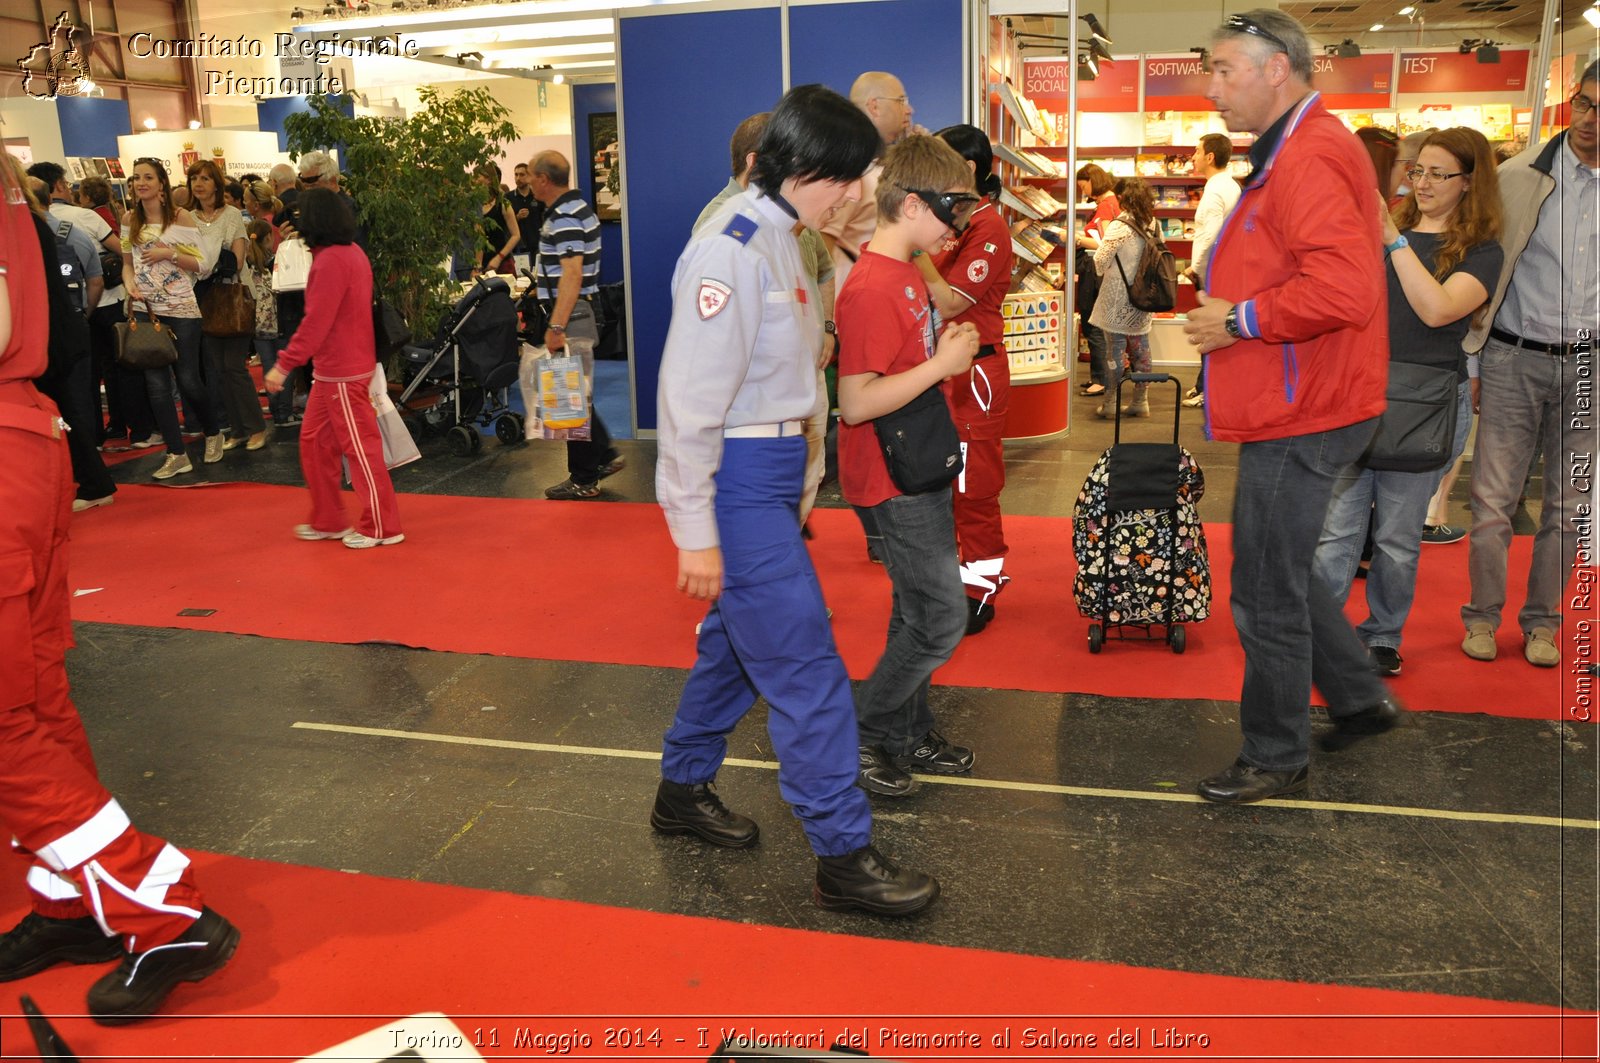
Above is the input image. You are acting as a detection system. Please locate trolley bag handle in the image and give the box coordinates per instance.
[1113,372,1185,446]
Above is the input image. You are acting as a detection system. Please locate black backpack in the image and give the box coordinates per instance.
[52,218,88,312]
[1115,218,1178,313]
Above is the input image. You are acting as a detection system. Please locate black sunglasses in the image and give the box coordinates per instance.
[299,173,322,184]
[900,186,981,230]
[1223,14,1291,55]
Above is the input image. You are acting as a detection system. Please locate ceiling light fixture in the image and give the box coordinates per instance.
[1080,13,1112,48]
[1398,5,1415,15]
[1586,4,1600,29]
[1079,51,1099,80]
[1370,23,1384,32]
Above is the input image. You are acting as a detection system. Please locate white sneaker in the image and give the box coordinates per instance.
[343,532,405,549]
[203,434,225,463]
[152,454,193,480]
[130,434,162,449]
[294,524,353,541]
[1182,392,1205,408]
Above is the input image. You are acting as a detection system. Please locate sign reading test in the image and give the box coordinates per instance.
[1398,50,1529,93]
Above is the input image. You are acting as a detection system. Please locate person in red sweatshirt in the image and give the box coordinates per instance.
[0,142,238,1027]
[265,187,402,549]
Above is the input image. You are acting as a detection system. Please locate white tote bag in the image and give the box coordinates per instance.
[369,364,421,469]
[272,237,312,293]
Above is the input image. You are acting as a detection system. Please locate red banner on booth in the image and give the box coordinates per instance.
[1022,56,1138,111]
[1143,54,1211,110]
[1311,52,1394,109]
[1398,50,1529,93]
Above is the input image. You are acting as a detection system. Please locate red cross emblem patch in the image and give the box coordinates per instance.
[698,279,732,320]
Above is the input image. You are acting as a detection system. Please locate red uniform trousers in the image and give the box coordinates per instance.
[300,375,402,540]
[0,382,202,952]
[950,356,1011,605]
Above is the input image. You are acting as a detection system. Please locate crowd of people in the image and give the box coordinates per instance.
[0,7,1591,1023]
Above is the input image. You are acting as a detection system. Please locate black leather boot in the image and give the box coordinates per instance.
[650,779,759,848]
[814,845,939,916]
[87,907,239,1025]
[0,913,120,982]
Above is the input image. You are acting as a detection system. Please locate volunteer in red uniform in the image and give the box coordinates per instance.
[0,149,238,1026]
[265,187,402,549]
[912,124,1014,635]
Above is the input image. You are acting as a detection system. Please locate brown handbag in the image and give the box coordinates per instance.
[200,281,255,338]
[114,304,179,370]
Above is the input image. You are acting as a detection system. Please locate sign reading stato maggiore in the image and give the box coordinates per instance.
[126,31,419,96]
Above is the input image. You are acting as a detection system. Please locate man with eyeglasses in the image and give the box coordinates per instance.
[1459,61,1600,670]
[818,71,918,288]
[1182,9,1398,804]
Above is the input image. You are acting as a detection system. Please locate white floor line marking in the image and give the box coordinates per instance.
[291,722,1599,831]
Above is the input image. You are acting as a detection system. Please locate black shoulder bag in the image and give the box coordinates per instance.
[873,386,964,495]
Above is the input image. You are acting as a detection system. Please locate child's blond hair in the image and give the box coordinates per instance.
[875,135,972,223]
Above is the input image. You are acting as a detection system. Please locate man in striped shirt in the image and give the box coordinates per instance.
[531,150,624,500]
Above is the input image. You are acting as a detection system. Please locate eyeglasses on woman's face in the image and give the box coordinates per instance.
[1405,167,1463,184]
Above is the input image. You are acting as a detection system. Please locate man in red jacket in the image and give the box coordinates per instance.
[1183,9,1402,803]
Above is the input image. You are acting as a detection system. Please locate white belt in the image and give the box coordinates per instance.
[725,420,805,438]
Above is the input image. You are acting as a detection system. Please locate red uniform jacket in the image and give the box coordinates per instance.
[1203,93,1388,443]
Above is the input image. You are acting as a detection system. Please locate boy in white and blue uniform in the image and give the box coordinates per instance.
[651,84,939,917]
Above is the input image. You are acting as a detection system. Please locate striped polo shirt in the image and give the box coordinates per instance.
[535,189,601,301]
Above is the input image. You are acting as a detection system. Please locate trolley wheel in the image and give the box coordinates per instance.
[447,425,477,457]
[1169,625,1186,654]
[1087,622,1104,654]
[495,413,524,445]
[469,429,483,453]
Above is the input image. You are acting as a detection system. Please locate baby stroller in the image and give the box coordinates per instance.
[1072,373,1211,653]
[397,275,524,456]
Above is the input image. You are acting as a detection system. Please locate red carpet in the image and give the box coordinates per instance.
[65,484,1584,721]
[0,851,1589,1061]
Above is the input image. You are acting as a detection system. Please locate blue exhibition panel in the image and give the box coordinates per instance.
[618,6,783,433]
[57,97,132,158]
[788,0,966,134]
[256,95,354,152]
[572,82,623,286]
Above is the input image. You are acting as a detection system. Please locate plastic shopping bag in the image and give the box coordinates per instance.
[517,342,592,441]
[370,364,421,469]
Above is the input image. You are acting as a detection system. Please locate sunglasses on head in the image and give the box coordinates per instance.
[1223,14,1291,55]
[901,186,981,230]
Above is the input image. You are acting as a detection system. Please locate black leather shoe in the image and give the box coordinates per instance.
[814,845,939,916]
[1320,696,1405,753]
[894,730,974,775]
[650,779,759,848]
[965,598,993,635]
[0,913,120,982]
[1197,759,1308,804]
[1369,646,1402,676]
[87,907,239,1025]
[857,745,914,796]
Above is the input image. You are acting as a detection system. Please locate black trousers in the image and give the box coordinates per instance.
[37,354,115,501]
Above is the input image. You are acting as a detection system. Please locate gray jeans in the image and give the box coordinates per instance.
[1463,338,1591,634]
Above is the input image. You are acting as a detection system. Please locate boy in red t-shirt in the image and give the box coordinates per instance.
[835,136,981,797]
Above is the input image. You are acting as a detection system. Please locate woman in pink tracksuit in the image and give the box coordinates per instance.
[265,187,402,549]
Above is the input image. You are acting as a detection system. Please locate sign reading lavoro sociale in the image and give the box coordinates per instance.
[1398,50,1530,93]
[1022,56,1139,111]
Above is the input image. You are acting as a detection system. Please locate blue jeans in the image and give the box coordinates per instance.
[140,314,217,455]
[1315,380,1473,650]
[1082,322,1108,387]
[1231,419,1390,770]
[1103,331,1152,402]
[853,488,967,755]
[1465,339,1589,634]
[255,337,294,423]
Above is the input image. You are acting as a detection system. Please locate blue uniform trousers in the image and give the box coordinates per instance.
[661,436,871,858]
